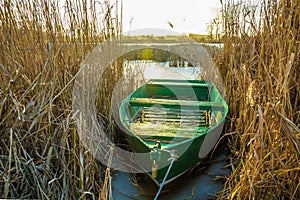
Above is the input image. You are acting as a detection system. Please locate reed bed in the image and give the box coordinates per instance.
[0,0,122,199]
[1,0,299,199]
[218,0,299,199]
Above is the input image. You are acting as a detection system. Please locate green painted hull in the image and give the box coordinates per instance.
[118,79,228,186]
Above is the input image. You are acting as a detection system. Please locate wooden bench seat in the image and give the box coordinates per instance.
[129,98,224,111]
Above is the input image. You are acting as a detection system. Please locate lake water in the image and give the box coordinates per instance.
[123,60,201,80]
[112,147,230,200]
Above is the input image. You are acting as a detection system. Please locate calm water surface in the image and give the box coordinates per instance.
[123,60,201,80]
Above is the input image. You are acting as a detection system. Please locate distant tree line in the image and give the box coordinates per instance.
[122,45,220,67]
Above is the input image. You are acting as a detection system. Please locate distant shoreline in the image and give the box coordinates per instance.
[122,34,222,44]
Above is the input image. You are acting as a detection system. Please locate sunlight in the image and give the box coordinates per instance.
[122,0,221,34]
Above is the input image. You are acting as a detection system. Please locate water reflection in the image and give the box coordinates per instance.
[123,60,201,80]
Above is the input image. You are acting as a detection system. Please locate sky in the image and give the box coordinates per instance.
[122,0,221,35]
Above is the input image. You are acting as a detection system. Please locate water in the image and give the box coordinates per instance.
[123,60,201,80]
[112,150,230,199]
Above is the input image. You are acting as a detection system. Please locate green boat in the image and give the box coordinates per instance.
[118,79,228,186]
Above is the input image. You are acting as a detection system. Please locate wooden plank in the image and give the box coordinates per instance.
[132,107,211,125]
[143,117,207,124]
[143,107,209,113]
[144,113,206,118]
[129,122,208,138]
[144,114,206,120]
[129,98,224,111]
[143,110,207,117]
[148,81,209,88]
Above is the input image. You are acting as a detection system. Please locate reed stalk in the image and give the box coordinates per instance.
[0,0,122,198]
[218,0,299,199]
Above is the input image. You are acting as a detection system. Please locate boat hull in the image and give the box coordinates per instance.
[118,79,228,185]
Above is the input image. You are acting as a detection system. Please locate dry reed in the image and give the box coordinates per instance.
[218,0,300,199]
[1,0,299,199]
[0,0,122,199]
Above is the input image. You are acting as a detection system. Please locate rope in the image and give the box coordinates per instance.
[153,150,177,200]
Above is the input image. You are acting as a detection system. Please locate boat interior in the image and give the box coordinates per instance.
[126,80,225,149]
